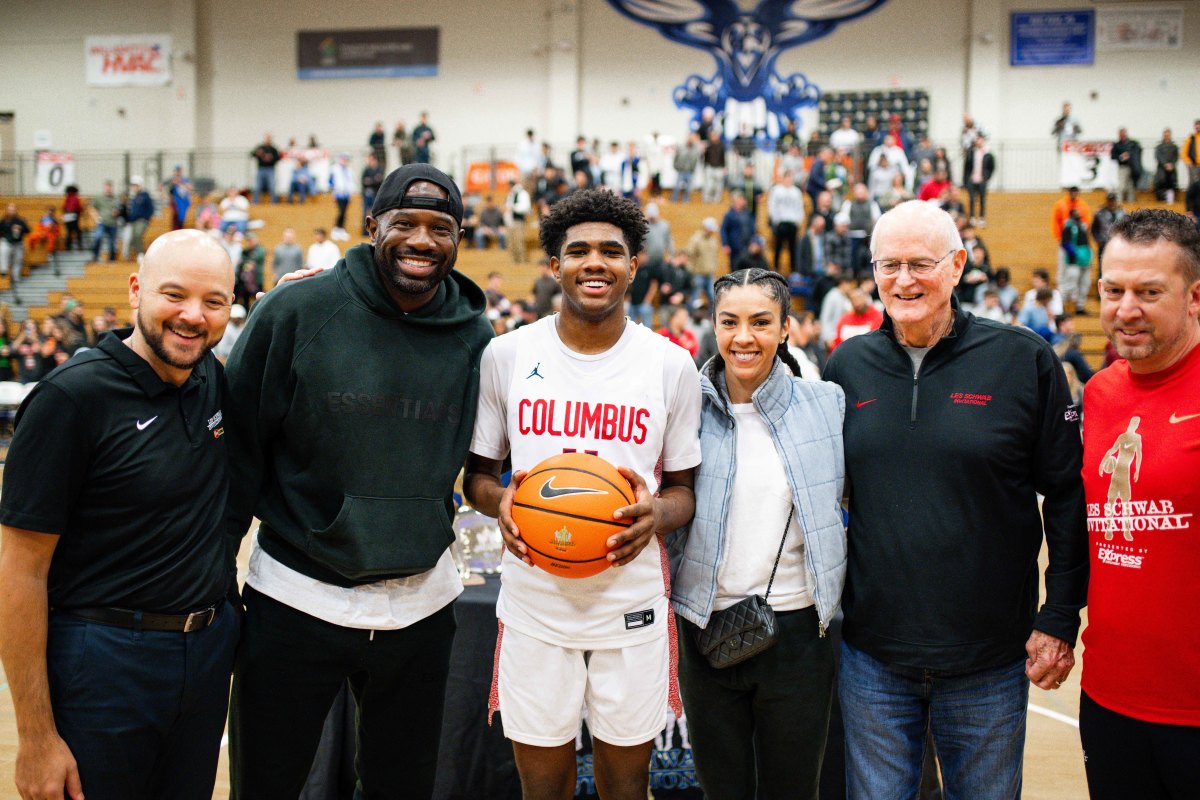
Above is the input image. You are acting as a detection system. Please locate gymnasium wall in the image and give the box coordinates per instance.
[196,0,551,156]
[2,0,1197,171]
[0,0,197,153]
[579,0,971,147]
[992,0,1200,142]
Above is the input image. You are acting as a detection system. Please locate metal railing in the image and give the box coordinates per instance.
[455,137,1175,194]
[0,137,1179,198]
[1,149,225,196]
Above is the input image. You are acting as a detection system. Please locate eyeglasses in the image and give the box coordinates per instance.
[872,250,955,276]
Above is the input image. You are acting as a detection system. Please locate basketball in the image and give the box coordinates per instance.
[511,452,635,579]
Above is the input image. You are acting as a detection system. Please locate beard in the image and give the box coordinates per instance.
[1110,322,1182,366]
[374,245,454,298]
[136,305,217,370]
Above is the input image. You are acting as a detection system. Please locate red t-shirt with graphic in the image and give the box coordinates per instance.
[1081,343,1200,725]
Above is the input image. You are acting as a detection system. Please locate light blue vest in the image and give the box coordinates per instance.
[668,358,847,632]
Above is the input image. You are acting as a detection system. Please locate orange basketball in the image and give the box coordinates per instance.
[511,452,634,579]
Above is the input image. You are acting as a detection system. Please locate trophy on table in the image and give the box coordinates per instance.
[452,506,504,585]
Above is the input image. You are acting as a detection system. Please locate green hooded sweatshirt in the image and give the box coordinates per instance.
[225,243,493,586]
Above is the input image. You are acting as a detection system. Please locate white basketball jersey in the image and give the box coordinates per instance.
[471,316,702,648]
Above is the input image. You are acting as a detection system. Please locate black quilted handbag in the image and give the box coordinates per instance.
[694,507,793,669]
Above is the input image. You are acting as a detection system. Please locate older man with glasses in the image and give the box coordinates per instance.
[822,200,1088,800]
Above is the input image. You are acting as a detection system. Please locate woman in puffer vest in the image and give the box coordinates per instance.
[669,268,847,800]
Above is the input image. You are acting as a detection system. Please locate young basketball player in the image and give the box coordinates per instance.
[465,189,701,800]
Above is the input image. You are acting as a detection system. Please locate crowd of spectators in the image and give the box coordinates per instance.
[0,297,117,382]
[465,110,1200,389]
[5,110,1198,395]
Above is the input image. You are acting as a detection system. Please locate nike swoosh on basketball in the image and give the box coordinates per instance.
[539,477,605,499]
[1169,412,1200,424]
[136,416,159,431]
[856,399,877,409]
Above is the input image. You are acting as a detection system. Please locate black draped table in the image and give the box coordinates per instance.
[298,575,945,799]
[298,576,521,800]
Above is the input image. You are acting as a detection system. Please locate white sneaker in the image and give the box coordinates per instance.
[331,227,349,241]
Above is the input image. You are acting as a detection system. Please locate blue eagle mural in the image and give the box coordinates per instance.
[606,0,889,142]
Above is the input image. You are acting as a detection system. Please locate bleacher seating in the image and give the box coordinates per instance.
[2,187,1191,368]
[0,197,63,291]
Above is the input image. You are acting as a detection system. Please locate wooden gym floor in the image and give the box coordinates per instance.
[0,536,1091,798]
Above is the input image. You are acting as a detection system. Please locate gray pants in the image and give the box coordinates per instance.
[1059,259,1092,310]
[129,219,150,257]
[1061,264,1083,308]
[1117,166,1137,204]
[0,240,24,282]
[702,167,726,203]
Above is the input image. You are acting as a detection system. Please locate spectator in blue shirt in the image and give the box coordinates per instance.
[126,176,155,259]
[720,191,755,269]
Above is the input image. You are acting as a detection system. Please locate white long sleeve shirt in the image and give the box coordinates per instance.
[329,163,353,199]
[767,183,806,226]
[506,185,532,221]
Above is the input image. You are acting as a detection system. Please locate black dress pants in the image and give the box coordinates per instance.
[229,585,456,800]
[772,222,798,274]
[48,601,239,800]
[678,606,834,800]
[1080,690,1200,800]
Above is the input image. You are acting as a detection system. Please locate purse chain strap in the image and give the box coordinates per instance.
[763,506,795,603]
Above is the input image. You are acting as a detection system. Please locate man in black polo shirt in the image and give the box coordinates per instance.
[0,229,238,800]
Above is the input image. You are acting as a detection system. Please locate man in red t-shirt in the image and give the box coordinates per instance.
[1081,208,1200,800]
[832,288,883,349]
[917,168,952,203]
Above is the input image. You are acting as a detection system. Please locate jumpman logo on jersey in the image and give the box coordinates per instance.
[526,362,545,380]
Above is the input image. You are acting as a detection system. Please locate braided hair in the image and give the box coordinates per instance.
[711,268,805,381]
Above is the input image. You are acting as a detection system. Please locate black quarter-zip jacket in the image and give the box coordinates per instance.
[823,302,1087,673]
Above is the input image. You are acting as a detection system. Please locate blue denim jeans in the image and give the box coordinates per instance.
[254,166,277,204]
[631,301,655,327]
[692,274,714,308]
[671,171,694,202]
[92,222,118,260]
[839,641,1028,800]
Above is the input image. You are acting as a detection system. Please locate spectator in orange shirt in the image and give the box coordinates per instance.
[1050,186,1093,309]
[26,207,61,255]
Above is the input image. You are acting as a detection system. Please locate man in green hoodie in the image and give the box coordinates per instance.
[223,163,493,799]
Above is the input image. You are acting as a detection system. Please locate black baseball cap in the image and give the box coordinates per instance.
[370,163,464,224]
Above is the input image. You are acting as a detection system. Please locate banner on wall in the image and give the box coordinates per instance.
[297,28,439,80]
[464,161,521,195]
[1097,6,1183,51]
[85,35,172,86]
[1060,141,1118,191]
[35,152,76,195]
[604,0,889,145]
[1011,11,1095,66]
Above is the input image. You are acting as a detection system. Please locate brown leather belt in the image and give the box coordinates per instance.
[62,604,219,633]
